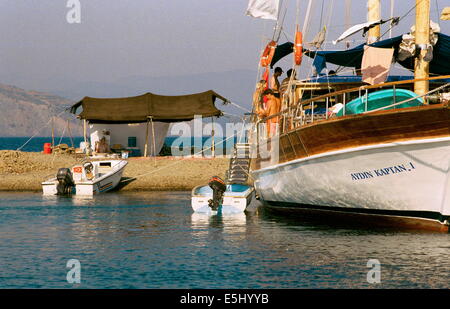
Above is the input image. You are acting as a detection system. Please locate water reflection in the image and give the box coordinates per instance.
[71,195,94,205]
[191,212,246,229]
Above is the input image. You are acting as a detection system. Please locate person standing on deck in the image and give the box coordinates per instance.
[279,69,297,129]
[256,89,281,137]
[270,67,283,98]
[279,69,296,95]
[252,79,267,111]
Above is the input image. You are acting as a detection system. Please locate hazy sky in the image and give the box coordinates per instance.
[0,0,448,92]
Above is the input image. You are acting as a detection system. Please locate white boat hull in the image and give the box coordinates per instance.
[42,160,127,196]
[251,137,450,229]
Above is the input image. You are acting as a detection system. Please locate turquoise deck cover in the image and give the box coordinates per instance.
[336,89,424,116]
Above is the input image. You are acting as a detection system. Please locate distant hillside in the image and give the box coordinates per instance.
[0,84,82,137]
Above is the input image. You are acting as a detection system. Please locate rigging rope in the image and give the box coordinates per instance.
[50,123,68,166]
[16,109,68,151]
[57,122,67,146]
[301,0,313,37]
[229,101,252,114]
[434,0,440,27]
[377,0,421,42]
[67,119,74,148]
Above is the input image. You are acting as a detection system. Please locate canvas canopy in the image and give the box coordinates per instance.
[70,90,228,123]
[305,33,450,75]
[270,33,450,76]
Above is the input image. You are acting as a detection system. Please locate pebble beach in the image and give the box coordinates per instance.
[0,150,230,191]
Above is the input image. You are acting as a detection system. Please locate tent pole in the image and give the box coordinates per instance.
[211,117,215,158]
[144,118,149,157]
[83,119,87,152]
[150,117,156,166]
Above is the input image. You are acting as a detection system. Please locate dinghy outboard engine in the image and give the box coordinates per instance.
[56,168,75,196]
[208,176,227,211]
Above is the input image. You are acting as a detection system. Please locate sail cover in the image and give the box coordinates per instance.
[270,42,294,68]
[305,33,450,75]
[332,19,383,45]
[70,90,228,123]
[246,0,280,20]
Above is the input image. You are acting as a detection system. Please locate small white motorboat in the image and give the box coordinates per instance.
[42,160,128,196]
[191,177,255,215]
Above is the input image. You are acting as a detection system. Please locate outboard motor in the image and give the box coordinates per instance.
[56,168,75,196]
[208,176,227,211]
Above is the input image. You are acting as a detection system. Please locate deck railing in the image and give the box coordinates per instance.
[255,75,450,139]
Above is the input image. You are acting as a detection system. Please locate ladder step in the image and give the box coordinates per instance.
[228,177,247,182]
[229,171,248,176]
[225,143,252,184]
[229,167,248,172]
[234,154,250,159]
[230,160,249,165]
[229,166,249,171]
[229,167,249,172]
[230,165,249,169]
[230,160,250,165]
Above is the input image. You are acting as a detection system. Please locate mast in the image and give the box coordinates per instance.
[414,0,430,101]
[367,0,381,44]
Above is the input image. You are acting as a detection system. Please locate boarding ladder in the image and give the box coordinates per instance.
[225,143,251,184]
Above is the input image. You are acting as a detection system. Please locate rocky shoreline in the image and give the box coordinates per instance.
[0,150,229,192]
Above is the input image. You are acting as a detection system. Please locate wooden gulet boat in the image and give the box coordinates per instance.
[247,0,450,231]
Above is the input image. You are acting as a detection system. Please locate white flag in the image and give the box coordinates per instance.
[246,0,280,21]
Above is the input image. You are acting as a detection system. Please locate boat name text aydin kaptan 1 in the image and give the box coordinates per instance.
[351,162,416,180]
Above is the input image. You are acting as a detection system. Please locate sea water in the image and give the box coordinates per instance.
[0,136,237,154]
[0,191,449,289]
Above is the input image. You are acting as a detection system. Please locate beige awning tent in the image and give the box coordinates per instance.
[70,90,228,123]
[442,7,450,21]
